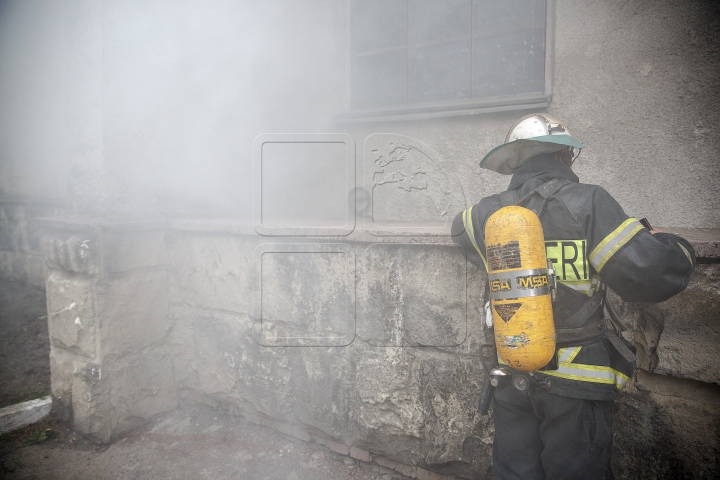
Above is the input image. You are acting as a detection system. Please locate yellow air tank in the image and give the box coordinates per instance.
[485,206,555,371]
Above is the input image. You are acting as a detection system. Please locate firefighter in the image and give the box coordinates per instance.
[452,113,695,479]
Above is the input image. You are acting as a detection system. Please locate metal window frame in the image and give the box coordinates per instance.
[337,0,555,123]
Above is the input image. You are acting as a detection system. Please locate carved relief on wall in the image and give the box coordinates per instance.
[363,134,465,234]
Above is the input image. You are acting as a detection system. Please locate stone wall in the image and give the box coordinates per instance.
[39,214,720,479]
[41,218,176,442]
[166,226,491,478]
[609,237,720,480]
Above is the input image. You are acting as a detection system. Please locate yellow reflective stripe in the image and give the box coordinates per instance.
[499,349,628,389]
[559,275,601,296]
[678,243,693,266]
[589,218,644,272]
[462,206,487,270]
[560,281,592,294]
[589,275,602,296]
[558,346,581,362]
[540,362,630,389]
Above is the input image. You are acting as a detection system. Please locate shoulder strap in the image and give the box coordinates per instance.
[535,178,573,199]
[522,178,573,216]
[498,189,520,208]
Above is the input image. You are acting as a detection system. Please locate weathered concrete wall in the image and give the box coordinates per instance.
[614,370,720,480]
[41,217,496,477]
[41,219,176,442]
[606,253,720,479]
[39,214,720,479]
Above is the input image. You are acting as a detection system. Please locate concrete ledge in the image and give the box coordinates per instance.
[38,217,720,256]
[658,227,720,259]
[0,396,52,435]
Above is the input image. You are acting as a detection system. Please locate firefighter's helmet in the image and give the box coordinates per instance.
[480,114,584,175]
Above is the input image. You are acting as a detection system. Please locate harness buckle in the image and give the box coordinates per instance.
[547,258,557,302]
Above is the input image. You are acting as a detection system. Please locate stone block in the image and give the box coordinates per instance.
[71,353,178,443]
[71,361,108,441]
[276,422,293,436]
[0,396,53,435]
[286,346,354,439]
[106,354,177,439]
[360,243,467,347]
[185,389,219,408]
[312,435,329,447]
[350,446,371,462]
[375,456,416,477]
[353,347,425,438]
[170,307,293,419]
[654,264,720,384]
[418,353,488,468]
[351,345,488,475]
[103,229,165,273]
[96,269,170,357]
[46,268,97,356]
[351,346,426,465]
[416,468,450,480]
[634,264,720,384]
[243,412,262,425]
[49,348,76,421]
[292,426,311,442]
[327,439,350,456]
[260,417,276,429]
[169,233,253,314]
[42,228,100,275]
[254,243,355,347]
[613,371,720,479]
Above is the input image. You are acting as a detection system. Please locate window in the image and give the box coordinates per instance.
[347,0,550,120]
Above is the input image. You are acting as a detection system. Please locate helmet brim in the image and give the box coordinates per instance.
[480,135,585,175]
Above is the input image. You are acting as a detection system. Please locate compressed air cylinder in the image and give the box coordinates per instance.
[485,206,555,371]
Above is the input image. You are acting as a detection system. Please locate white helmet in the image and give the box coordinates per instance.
[480,113,584,175]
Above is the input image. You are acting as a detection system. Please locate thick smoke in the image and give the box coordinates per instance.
[0,0,346,220]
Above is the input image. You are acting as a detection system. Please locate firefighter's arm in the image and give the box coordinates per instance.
[584,187,696,303]
[451,205,488,271]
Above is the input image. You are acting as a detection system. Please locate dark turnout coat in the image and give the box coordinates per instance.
[452,154,695,401]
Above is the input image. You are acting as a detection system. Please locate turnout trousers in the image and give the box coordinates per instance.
[492,387,614,480]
